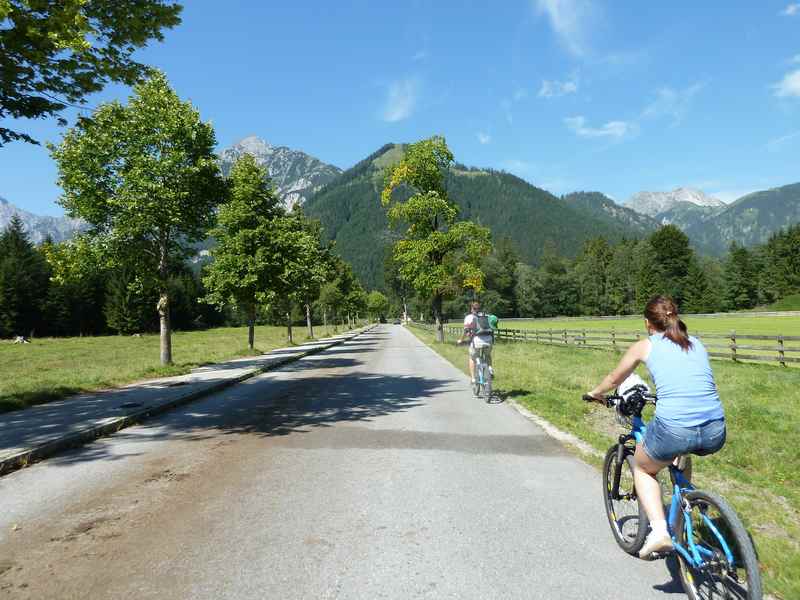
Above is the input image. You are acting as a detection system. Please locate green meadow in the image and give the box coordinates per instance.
[0,324,345,414]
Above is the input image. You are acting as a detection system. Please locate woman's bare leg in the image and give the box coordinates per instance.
[633,444,670,523]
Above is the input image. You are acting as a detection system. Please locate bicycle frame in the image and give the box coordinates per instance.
[473,346,492,395]
[613,413,735,569]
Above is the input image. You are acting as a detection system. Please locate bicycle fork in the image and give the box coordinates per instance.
[611,436,634,500]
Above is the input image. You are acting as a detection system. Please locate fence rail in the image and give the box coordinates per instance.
[408,322,800,367]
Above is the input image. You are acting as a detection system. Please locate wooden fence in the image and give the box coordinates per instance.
[409,323,800,367]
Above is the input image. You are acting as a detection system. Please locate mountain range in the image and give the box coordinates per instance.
[0,196,85,245]
[3,137,799,291]
[218,136,341,208]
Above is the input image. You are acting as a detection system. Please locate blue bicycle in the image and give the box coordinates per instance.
[584,387,762,600]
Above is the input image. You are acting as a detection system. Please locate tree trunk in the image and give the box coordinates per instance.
[247,304,256,351]
[157,291,172,364]
[305,303,313,339]
[286,311,293,344]
[323,308,327,331]
[433,293,444,343]
[157,242,172,365]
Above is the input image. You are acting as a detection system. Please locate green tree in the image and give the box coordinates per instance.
[0,215,51,337]
[104,266,154,334]
[51,71,225,364]
[573,237,612,315]
[367,290,389,321]
[202,154,284,350]
[284,207,331,339]
[514,263,543,317]
[317,281,343,331]
[633,240,664,310]
[648,225,693,304]
[682,257,715,314]
[42,236,107,336]
[0,0,181,145]
[535,242,579,317]
[381,136,491,342]
[759,225,800,303]
[723,242,759,310]
[604,240,639,315]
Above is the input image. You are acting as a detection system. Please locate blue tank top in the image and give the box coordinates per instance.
[645,334,724,427]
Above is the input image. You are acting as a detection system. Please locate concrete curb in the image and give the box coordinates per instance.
[0,325,376,476]
[506,399,602,459]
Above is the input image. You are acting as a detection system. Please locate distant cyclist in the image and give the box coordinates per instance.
[457,301,495,384]
[585,295,726,559]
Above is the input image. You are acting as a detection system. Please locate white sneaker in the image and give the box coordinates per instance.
[488,367,494,377]
[638,531,673,559]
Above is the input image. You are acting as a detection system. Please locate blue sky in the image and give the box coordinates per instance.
[3,0,800,216]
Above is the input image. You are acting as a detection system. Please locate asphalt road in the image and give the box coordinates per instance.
[0,325,683,599]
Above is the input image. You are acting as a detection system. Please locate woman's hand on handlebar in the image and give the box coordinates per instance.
[582,392,605,404]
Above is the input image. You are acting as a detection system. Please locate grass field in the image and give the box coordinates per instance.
[410,325,799,599]
[0,324,346,414]
[503,314,800,337]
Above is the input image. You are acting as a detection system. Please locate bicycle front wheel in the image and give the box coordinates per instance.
[674,490,762,600]
[602,445,648,554]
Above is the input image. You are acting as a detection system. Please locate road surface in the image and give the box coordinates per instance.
[0,325,682,599]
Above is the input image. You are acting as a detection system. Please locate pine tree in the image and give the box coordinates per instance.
[0,215,50,337]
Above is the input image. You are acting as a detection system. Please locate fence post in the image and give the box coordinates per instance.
[549,328,553,344]
[612,327,617,352]
[778,335,786,367]
[563,329,567,345]
[731,330,737,362]
[582,328,587,347]
[535,330,539,344]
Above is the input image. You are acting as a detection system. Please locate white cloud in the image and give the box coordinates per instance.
[780,3,800,15]
[477,132,491,144]
[642,83,704,125]
[382,78,418,122]
[538,73,579,98]
[766,130,800,151]
[534,0,593,57]
[773,69,800,98]
[564,115,636,139]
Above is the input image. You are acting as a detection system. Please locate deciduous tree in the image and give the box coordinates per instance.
[381,136,491,342]
[51,71,225,363]
[0,0,181,145]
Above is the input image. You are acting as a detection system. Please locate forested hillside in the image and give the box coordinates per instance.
[682,183,800,255]
[305,144,648,289]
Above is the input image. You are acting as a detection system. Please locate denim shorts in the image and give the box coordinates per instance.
[643,416,726,463]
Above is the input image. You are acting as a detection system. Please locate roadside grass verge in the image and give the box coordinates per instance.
[0,324,345,414]
[410,326,799,599]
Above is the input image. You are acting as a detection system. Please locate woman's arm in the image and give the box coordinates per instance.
[587,339,651,401]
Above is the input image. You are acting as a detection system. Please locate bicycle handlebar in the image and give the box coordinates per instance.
[582,391,657,412]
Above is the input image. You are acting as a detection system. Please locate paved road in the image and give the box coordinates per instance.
[0,325,682,599]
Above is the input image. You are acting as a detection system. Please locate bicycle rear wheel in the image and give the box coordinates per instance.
[602,445,648,554]
[674,490,762,600]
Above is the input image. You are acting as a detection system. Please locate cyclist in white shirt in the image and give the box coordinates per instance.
[457,301,494,384]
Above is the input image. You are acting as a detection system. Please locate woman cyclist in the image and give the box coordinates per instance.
[586,295,726,559]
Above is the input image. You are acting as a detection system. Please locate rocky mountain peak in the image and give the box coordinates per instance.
[219,136,341,209]
[625,187,724,217]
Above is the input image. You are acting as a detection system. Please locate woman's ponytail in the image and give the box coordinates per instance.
[645,296,693,351]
